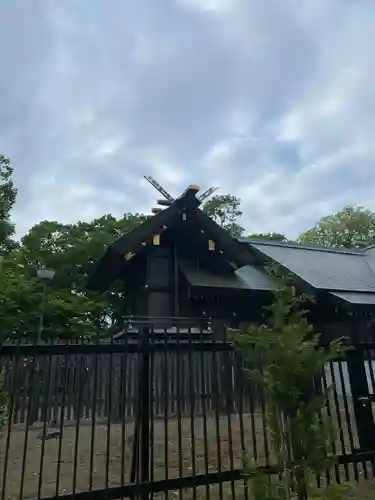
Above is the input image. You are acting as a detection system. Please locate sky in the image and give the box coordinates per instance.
[1,0,375,240]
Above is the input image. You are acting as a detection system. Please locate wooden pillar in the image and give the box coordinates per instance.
[172,243,179,317]
[146,247,172,318]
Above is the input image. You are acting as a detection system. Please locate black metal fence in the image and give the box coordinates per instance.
[1,319,375,499]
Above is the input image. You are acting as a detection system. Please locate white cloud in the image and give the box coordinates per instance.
[2,0,375,240]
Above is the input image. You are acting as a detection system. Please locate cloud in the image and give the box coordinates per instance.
[1,0,375,239]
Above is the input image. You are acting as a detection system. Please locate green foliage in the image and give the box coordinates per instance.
[0,253,40,337]
[235,272,349,499]
[0,155,17,254]
[311,484,352,499]
[243,461,353,499]
[0,212,146,339]
[248,232,287,242]
[298,205,375,248]
[243,460,290,500]
[202,193,244,237]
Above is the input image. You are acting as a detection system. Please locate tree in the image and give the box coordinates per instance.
[0,155,17,253]
[202,194,244,237]
[235,273,349,499]
[0,212,147,339]
[248,232,287,242]
[0,251,40,337]
[0,154,17,430]
[299,205,375,248]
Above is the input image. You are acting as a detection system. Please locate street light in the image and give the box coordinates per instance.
[37,267,55,342]
[37,268,56,281]
[35,267,59,438]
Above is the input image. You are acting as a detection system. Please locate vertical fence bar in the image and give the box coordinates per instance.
[120,331,130,500]
[199,326,210,500]
[187,326,197,500]
[19,345,26,422]
[328,360,348,482]
[149,325,155,499]
[366,348,375,396]
[105,332,114,490]
[212,333,223,500]
[55,350,69,498]
[322,364,338,484]
[140,325,151,500]
[89,334,99,492]
[163,325,169,500]
[37,338,54,499]
[12,352,21,425]
[83,353,91,421]
[1,339,20,500]
[176,324,183,500]
[66,344,73,422]
[364,348,375,476]
[48,350,57,425]
[237,352,249,500]
[245,347,258,462]
[226,347,236,500]
[19,336,38,500]
[97,354,104,419]
[258,363,270,468]
[72,341,85,495]
[337,358,359,481]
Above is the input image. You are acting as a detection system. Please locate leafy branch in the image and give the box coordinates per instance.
[234,271,350,499]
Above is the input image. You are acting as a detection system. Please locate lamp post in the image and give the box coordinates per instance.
[35,267,59,437]
[37,267,55,343]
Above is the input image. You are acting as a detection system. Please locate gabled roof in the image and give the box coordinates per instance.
[87,194,188,292]
[87,188,254,292]
[240,237,375,307]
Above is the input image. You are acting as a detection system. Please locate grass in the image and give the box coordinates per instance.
[339,483,375,499]
[1,413,375,499]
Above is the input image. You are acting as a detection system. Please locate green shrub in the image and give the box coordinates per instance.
[235,272,350,499]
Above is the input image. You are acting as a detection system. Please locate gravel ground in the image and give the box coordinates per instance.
[1,414,266,499]
[1,413,374,499]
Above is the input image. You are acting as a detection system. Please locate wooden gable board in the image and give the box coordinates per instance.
[87,190,199,292]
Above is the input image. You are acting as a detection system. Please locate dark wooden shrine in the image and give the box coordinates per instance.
[88,183,375,457]
[87,184,279,325]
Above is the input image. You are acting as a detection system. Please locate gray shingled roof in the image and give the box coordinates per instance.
[240,238,375,293]
[330,291,375,305]
[181,264,245,289]
[180,261,277,291]
[235,265,279,291]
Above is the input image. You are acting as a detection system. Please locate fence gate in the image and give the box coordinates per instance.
[1,322,260,500]
[3,320,375,499]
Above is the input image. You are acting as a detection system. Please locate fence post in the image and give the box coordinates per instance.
[346,318,375,452]
[140,325,150,496]
[130,325,151,499]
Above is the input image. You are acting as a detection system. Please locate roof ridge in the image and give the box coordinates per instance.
[239,237,364,256]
